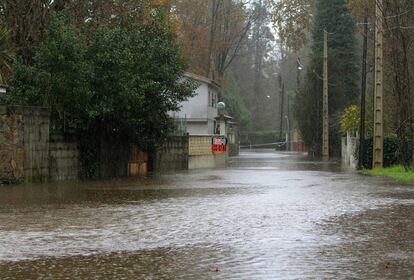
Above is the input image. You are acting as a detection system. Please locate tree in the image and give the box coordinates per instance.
[295,0,359,156]
[384,0,414,168]
[222,71,251,129]
[269,0,314,51]
[348,0,414,168]
[3,12,194,177]
[0,27,13,84]
[3,13,92,130]
[87,17,194,149]
[175,0,251,80]
[0,0,177,63]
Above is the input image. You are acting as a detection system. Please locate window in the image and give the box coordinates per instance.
[208,90,216,107]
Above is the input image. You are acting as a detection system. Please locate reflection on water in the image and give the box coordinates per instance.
[0,150,413,279]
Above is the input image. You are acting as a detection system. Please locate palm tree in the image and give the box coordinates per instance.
[0,27,14,84]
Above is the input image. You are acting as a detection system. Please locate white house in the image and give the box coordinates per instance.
[171,72,220,135]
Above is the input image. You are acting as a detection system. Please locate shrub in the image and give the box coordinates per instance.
[357,137,412,169]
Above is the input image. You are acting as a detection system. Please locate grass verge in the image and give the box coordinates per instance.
[361,165,414,182]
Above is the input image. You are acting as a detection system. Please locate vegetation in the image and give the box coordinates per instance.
[222,72,251,129]
[240,130,284,146]
[269,0,313,51]
[340,105,360,135]
[2,0,414,172]
[357,137,412,169]
[3,12,193,148]
[362,165,414,182]
[1,11,194,177]
[294,0,359,157]
[0,27,13,84]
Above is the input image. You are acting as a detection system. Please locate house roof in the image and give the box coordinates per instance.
[184,72,221,90]
[215,114,234,121]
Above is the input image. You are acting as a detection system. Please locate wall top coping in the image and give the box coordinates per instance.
[0,105,49,116]
[189,134,215,137]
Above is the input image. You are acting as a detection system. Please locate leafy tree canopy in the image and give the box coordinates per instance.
[222,71,251,129]
[295,0,359,156]
[2,12,194,150]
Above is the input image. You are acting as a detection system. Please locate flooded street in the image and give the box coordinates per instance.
[0,150,413,279]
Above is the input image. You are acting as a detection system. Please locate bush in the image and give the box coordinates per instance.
[358,137,413,169]
[4,12,195,178]
[340,105,359,134]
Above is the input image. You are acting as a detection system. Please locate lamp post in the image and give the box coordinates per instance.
[297,57,303,89]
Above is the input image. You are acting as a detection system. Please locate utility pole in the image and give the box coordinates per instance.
[358,9,368,169]
[279,74,284,141]
[373,0,384,169]
[322,29,329,161]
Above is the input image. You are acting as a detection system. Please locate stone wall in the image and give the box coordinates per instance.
[152,136,189,172]
[49,134,79,181]
[0,106,49,183]
[0,111,24,183]
[189,135,212,156]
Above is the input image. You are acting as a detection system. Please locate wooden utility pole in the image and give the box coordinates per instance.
[322,29,329,161]
[279,74,284,140]
[358,10,368,169]
[373,0,384,168]
[207,0,219,78]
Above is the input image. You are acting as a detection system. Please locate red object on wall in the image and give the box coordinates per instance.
[212,136,228,152]
[212,145,227,152]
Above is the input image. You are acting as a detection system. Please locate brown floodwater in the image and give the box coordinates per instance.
[0,150,413,279]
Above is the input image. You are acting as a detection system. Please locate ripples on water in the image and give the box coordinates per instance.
[0,151,413,279]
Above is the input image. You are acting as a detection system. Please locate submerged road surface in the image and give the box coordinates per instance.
[0,150,413,279]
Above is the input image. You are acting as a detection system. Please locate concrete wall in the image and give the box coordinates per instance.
[0,106,49,183]
[189,135,227,169]
[152,136,189,172]
[342,132,358,169]
[49,134,79,181]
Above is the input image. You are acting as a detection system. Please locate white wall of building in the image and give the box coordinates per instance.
[170,74,219,135]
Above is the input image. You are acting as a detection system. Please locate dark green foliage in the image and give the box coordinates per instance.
[294,72,323,156]
[3,13,93,131]
[294,0,359,157]
[87,20,194,150]
[222,72,251,129]
[358,138,413,169]
[3,12,194,178]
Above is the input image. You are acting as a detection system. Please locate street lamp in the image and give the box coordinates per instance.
[297,57,304,88]
[297,58,304,71]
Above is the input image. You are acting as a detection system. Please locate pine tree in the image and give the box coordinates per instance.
[295,0,359,157]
